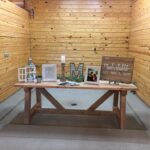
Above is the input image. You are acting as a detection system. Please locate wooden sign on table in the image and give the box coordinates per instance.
[100,56,134,83]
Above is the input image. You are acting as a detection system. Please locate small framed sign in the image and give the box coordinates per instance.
[84,66,100,85]
[100,56,134,83]
[42,64,57,81]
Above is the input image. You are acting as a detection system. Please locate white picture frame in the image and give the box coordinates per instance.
[84,66,100,85]
[42,64,57,81]
[18,67,27,82]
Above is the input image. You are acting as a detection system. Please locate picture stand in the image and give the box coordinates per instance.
[108,80,120,85]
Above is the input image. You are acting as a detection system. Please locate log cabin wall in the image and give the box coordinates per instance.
[0,0,30,101]
[129,0,150,106]
[30,0,132,74]
[1,0,149,106]
[9,0,25,8]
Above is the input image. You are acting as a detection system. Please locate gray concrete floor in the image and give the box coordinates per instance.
[0,89,150,150]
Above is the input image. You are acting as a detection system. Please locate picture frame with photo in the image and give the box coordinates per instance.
[42,64,57,81]
[84,66,100,84]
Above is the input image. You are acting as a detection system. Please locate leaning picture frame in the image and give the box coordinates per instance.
[84,66,100,85]
[42,64,57,81]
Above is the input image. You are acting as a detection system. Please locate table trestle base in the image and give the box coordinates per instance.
[24,88,127,129]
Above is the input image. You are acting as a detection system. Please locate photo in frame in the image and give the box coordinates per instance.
[84,66,100,84]
[42,64,57,81]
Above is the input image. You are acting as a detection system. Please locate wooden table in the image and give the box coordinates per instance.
[15,81,137,129]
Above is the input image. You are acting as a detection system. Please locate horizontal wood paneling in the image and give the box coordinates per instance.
[2,0,150,106]
[129,0,150,106]
[0,0,30,101]
[30,0,132,74]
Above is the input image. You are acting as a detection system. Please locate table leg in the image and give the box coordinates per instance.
[36,88,42,109]
[120,90,127,129]
[113,91,119,109]
[113,91,120,128]
[24,88,32,124]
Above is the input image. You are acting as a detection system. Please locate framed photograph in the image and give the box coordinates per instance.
[42,64,57,81]
[84,66,100,84]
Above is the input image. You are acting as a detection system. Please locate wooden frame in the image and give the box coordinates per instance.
[101,56,134,83]
[84,66,100,84]
[15,82,137,129]
[42,64,57,81]
[18,67,27,82]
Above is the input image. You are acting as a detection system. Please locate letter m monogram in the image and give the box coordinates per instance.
[70,63,84,78]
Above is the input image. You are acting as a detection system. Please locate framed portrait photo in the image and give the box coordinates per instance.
[84,66,100,85]
[42,64,57,81]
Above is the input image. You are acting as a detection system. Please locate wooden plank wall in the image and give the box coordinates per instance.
[0,0,30,101]
[30,0,132,74]
[129,0,150,106]
[9,0,25,8]
[1,0,149,106]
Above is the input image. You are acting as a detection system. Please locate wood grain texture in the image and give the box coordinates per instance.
[24,87,31,124]
[0,0,30,101]
[14,81,137,91]
[101,56,134,83]
[2,0,149,107]
[21,86,130,128]
[30,0,132,75]
[88,90,114,111]
[9,0,25,8]
[128,0,150,106]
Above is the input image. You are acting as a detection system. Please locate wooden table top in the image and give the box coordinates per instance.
[15,80,137,91]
